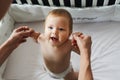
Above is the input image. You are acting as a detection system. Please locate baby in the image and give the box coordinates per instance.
[31,9,80,80]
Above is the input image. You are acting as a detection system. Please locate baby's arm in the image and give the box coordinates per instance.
[71,35,80,55]
[72,32,93,80]
[71,44,80,55]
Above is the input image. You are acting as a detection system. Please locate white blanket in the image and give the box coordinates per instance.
[1,21,120,80]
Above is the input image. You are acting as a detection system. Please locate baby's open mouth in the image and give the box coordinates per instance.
[50,37,58,42]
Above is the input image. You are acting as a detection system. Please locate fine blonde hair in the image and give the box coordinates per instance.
[45,9,73,33]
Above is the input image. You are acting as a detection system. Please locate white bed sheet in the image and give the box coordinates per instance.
[2,21,120,80]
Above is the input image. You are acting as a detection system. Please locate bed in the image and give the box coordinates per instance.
[0,0,120,80]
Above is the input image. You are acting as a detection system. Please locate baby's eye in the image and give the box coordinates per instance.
[59,28,64,31]
[48,27,53,29]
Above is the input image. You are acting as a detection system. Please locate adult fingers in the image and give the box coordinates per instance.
[72,32,83,37]
[83,35,92,42]
[17,31,31,39]
[15,26,29,32]
[18,28,34,37]
[73,34,82,42]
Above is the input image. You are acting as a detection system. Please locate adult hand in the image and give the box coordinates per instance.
[72,32,92,54]
[72,32,93,80]
[0,26,34,66]
[7,26,34,49]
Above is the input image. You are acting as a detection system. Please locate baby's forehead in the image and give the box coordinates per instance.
[45,15,69,23]
[47,14,68,19]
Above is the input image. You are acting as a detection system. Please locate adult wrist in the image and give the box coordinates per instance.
[80,49,91,60]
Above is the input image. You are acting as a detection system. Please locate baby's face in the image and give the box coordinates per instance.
[44,15,70,47]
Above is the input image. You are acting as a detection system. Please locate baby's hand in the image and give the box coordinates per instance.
[30,30,40,43]
[72,32,92,54]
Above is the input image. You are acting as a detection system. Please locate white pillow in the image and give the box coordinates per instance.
[112,5,120,21]
[8,4,115,23]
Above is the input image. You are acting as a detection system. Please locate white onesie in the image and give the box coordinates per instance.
[43,63,72,79]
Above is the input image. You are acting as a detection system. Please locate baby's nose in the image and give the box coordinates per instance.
[52,29,58,34]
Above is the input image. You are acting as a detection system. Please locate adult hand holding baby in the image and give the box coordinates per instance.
[0,26,34,66]
[8,26,34,48]
[72,32,93,80]
[72,32,92,55]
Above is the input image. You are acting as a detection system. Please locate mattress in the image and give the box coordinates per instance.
[0,4,120,80]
